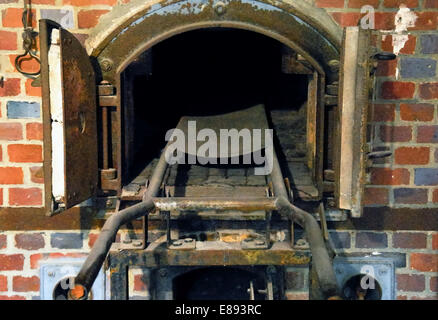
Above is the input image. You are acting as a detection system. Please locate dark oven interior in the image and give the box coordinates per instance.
[118,28,330,202]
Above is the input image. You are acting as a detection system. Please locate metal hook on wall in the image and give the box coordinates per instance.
[14,0,41,79]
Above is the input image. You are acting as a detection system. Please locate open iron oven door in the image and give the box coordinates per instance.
[334,26,373,218]
[40,19,98,215]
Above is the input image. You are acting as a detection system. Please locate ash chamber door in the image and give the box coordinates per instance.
[173,267,262,300]
[40,19,98,215]
[120,28,321,201]
[151,266,283,300]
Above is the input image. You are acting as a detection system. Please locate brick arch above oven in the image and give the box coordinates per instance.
[84,0,343,83]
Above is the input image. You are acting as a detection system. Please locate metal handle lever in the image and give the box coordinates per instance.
[367,151,392,159]
[372,52,397,61]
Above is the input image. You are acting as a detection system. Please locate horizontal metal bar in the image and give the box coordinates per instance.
[109,241,311,268]
[152,197,278,212]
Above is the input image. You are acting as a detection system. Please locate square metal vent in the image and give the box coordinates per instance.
[40,258,106,300]
[333,256,396,300]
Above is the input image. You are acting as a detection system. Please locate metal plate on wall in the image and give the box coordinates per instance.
[40,258,105,300]
[333,256,395,300]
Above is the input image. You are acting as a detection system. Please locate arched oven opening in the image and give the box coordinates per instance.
[39,0,377,299]
[119,27,321,202]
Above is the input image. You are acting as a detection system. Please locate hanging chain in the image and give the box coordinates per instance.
[15,0,41,78]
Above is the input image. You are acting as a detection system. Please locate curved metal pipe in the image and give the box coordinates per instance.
[270,150,339,299]
[72,198,155,298]
[69,143,171,299]
[275,197,339,298]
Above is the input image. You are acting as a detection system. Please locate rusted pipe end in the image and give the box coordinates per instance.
[327,295,343,300]
[68,283,88,300]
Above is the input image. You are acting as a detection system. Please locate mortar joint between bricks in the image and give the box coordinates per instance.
[388,231,393,249]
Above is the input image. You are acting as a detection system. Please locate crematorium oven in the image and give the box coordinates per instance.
[37,0,393,300]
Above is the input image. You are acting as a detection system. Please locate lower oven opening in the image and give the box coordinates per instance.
[149,266,283,300]
[173,267,265,300]
[121,27,319,201]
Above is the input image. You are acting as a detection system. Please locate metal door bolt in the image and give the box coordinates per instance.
[295,239,309,248]
[132,240,143,247]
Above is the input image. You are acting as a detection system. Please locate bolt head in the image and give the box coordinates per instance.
[267,266,276,274]
[214,1,227,15]
[132,240,143,247]
[100,59,113,72]
[379,268,388,275]
[296,239,308,247]
[122,238,132,244]
[255,240,265,246]
[159,269,167,277]
[328,59,340,72]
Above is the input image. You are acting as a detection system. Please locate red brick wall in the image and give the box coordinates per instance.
[333,230,438,300]
[0,0,44,206]
[1,228,436,300]
[0,0,115,207]
[283,230,438,300]
[0,0,437,300]
[0,230,123,300]
[313,1,438,208]
[2,229,435,300]
[1,0,437,208]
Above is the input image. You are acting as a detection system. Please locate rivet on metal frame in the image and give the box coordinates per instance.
[168,238,196,250]
[100,59,113,72]
[328,59,340,73]
[214,1,227,15]
[159,269,168,278]
[241,238,268,250]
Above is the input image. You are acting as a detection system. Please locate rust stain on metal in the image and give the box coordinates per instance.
[220,233,250,243]
[109,244,311,268]
[45,28,99,211]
